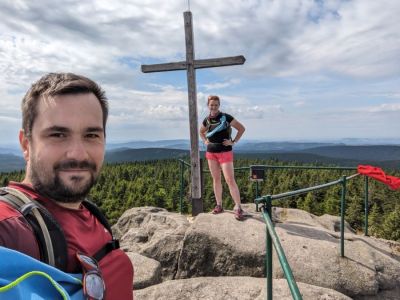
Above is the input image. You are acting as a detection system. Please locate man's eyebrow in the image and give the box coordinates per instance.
[86,127,104,133]
[44,126,70,133]
[42,126,104,133]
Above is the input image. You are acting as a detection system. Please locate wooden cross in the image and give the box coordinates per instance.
[141,11,245,216]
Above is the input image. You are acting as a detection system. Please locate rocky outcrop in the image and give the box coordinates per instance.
[126,252,161,289]
[176,210,265,278]
[135,277,352,300]
[113,207,189,279]
[270,207,400,298]
[116,206,400,300]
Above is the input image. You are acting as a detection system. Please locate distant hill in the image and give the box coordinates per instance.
[0,147,21,156]
[107,140,342,152]
[105,148,399,170]
[1,143,399,172]
[234,142,341,152]
[106,139,190,151]
[235,152,399,170]
[0,154,25,172]
[299,145,400,161]
[105,148,190,163]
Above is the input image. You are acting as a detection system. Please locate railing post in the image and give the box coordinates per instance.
[264,195,273,300]
[255,182,260,212]
[364,176,369,236]
[179,160,184,214]
[256,181,259,199]
[340,175,347,257]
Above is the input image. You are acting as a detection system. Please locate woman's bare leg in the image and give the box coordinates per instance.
[221,162,241,208]
[208,159,223,206]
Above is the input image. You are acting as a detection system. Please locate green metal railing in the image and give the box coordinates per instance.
[255,172,360,300]
[178,161,370,235]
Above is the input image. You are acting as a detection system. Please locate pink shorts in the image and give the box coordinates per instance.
[206,151,233,164]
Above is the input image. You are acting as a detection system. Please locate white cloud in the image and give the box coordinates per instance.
[363,103,400,113]
[294,101,306,107]
[202,78,241,90]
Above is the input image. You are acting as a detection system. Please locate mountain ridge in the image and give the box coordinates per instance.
[1,143,399,172]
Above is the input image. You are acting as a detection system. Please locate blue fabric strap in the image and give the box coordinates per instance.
[206,114,228,138]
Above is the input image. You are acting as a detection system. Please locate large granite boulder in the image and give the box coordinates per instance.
[270,208,400,299]
[113,207,189,279]
[135,277,352,300]
[116,206,400,299]
[175,211,265,278]
[126,252,161,290]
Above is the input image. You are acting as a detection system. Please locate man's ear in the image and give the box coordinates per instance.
[19,129,30,162]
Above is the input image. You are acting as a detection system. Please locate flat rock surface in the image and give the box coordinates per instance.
[114,207,189,279]
[126,252,161,290]
[135,277,352,300]
[116,206,400,299]
[176,210,266,278]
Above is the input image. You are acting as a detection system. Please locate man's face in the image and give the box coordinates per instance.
[20,93,105,203]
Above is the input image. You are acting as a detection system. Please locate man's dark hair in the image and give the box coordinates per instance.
[22,73,108,137]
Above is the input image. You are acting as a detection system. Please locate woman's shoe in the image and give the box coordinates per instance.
[212,205,224,214]
[234,207,244,220]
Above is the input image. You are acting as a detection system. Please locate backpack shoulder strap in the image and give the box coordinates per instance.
[0,187,68,271]
[0,187,119,267]
[82,200,120,262]
[82,200,112,234]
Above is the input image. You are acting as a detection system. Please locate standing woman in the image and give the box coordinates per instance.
[200,95,246,220]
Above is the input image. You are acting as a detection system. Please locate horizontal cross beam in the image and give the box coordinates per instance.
[141,55,246,73]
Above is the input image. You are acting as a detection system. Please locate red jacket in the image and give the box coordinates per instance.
[0,182,134,300]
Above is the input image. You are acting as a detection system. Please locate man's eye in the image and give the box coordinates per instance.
[86,133,100,139]
[49,133,66,138]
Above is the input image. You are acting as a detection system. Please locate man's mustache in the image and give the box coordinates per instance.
[54,160,97,172]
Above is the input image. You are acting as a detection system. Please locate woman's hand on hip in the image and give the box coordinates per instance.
[223,139,234,146]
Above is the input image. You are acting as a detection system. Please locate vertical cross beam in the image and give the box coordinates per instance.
[184,12,202,215]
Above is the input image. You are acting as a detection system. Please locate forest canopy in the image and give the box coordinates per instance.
[1,158,399,241]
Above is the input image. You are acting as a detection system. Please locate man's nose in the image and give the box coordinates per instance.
[66,138,89,161]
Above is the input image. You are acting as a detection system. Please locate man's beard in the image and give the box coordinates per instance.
[30,158,98,203]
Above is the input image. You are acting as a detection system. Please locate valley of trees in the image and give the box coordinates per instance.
[1,158,399,241]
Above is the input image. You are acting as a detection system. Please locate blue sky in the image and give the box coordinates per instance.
[0,0,399,146]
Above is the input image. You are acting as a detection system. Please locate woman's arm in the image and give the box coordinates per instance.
[223,119,245,146]
[199,124,209,144]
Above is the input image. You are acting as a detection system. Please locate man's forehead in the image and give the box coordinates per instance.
[38,93,98,108]
[34,93,104,128]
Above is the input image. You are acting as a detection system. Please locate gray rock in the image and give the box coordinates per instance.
[126,252,161,290]
[354,285,400,300]
[270,208,400,298]
[273,207,355,233]
[175,211,266,279]
[134,277,352,300]
[114,207,190,279]
[116,206,400,299]
[175,207,400,298]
